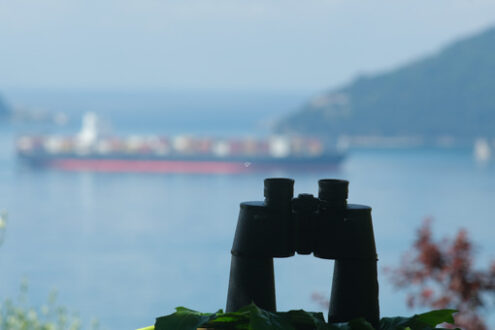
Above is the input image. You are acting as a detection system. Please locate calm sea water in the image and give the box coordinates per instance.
[1,91,494,329]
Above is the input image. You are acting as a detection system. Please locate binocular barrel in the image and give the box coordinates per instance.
[226,178,379,327]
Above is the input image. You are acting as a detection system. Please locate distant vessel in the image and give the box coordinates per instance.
[16,113,344,174]
[474,138,491,163]
[0,211,6,246]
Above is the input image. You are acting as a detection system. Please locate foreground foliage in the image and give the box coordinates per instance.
[1,216,100,330]
[386,219,495,329]
[0,281,101,330]
[138,304,457,330]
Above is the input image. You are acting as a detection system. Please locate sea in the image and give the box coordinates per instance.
[1,90,494,329]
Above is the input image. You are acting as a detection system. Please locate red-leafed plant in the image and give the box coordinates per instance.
[386,218,495,329]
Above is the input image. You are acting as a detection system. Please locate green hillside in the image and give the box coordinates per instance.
[276,26,495,144]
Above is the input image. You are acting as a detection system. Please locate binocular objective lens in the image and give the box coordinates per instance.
[264,178,294,207]
[318,179,349,204]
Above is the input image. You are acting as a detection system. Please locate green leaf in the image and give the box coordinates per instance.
[379,316,411,330]
[231,303,296,330]
[327,318,375,330]
[203,308,251,329]
[347,318,376,330]
[151,305,458,330]
[250,308,296,330]
[379,309,458,330]
[414,309,456,326]
[154,307,220,330]
[281,309,327,330]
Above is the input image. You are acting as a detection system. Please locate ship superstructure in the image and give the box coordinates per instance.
[16,113,344,173]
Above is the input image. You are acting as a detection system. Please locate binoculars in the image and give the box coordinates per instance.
[226,178,379,327]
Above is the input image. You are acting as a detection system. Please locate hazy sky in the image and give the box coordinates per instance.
[1,0,495,92]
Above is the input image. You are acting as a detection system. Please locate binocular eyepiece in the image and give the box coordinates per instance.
[226,178,379,327]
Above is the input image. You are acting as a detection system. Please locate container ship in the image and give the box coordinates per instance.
[16,113,344,174]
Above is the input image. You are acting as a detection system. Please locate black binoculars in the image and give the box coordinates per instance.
[226,178,379,326]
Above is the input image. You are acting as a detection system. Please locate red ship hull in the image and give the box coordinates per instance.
[48,158,340,174]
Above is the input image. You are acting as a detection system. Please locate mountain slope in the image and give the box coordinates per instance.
[276,26,495,143]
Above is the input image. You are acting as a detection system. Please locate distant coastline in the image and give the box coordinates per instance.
[276,25,495,148]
